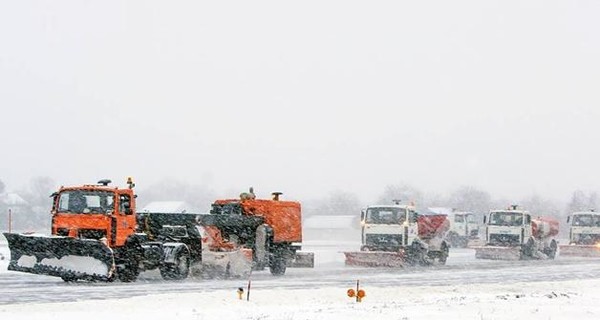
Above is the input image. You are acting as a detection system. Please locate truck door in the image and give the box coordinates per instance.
[114,193,137,246]
[454,214,466,236]
[523,214,532,242]
[407,209,419,245]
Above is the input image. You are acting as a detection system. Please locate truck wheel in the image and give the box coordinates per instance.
[438,243,449,265]
[269,256,287,276]
[409,242,430,266]
[61,275,76,282]
[546,240,557,259]
[160,249,190,280]
[521,238,535,259]
[117,259,139,282]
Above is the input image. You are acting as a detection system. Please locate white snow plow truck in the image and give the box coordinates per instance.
[475,205,559,260]
[559,210,600,257]
[344,201,450,267]
[446,210,479,248]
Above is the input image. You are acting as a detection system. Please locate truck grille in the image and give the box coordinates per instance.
[365,234,403,249]
[574,233,600,245]
[489,234,520,246]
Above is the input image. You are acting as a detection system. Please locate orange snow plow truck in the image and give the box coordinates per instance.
[344,201,450,267]
[3,179,314,282]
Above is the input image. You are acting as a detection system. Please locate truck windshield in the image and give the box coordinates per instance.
[572,214,600,227]
[489,211,524,226]
[57,190,115,214]
[365,207,406,224]
[467,214,477,223]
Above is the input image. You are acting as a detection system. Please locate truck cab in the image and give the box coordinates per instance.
[566,211,600,245]
[360,204,419,251]
[51,179,137,248]
[447,211,479,247]
[484,207,532,247]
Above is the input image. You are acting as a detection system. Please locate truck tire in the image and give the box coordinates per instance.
[438,242,449,265]
[269,243,289,276]
[269,255,287,276]
[61,275,76,282]
[117,239,143,282]
[545,240,557,259]
[117,259,139,282]
[407,241,429,266]
[521,238,535,259]
[160,248,190,280]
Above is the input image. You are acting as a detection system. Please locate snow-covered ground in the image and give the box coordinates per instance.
[2,237,600,319]
[1,276,598,319]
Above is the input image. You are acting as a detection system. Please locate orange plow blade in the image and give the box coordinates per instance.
[559,244,600,257]
[343,251,406,267]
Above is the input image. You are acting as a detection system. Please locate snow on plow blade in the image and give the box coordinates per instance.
[3,233,115,281]
[289,252,314,268]
[474,246,521,260]
[344,251,406,267]
[559,244,600,257]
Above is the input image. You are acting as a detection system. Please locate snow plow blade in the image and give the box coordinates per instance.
[199,248,253,278]
[474,246,521,260]
[559,244,600,257]
[3,233,115,281]
[289,252,314,268]
[343,251,406,267]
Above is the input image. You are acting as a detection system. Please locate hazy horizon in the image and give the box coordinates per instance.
[2,1,599,205]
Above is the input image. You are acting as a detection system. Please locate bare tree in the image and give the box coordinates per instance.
[519,194,561,217]
[26,176,56,208]
[448,186,492,214]
[306,190,362,216]
[566,190,598,214]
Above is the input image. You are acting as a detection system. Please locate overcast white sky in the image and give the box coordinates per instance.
[1,1,599,203]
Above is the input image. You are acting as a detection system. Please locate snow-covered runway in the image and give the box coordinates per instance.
[2,241,600,319]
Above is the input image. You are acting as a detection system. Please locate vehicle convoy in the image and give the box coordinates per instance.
[3,179,313,282]
[445,210,479,248]
[475,205,559,260]
[344,201,450,267]
[559,210,600,257]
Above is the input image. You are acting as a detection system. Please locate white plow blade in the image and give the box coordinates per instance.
[199,249,252,278]
[474,246,521,260]
[343,251,406,267]
[559,244,600,257]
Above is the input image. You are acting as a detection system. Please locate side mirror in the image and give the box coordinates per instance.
[483,216,487,224]
[525,215,531,224]
[360,209,365,222]
[410,211,419,223]
[566,216,570,223]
